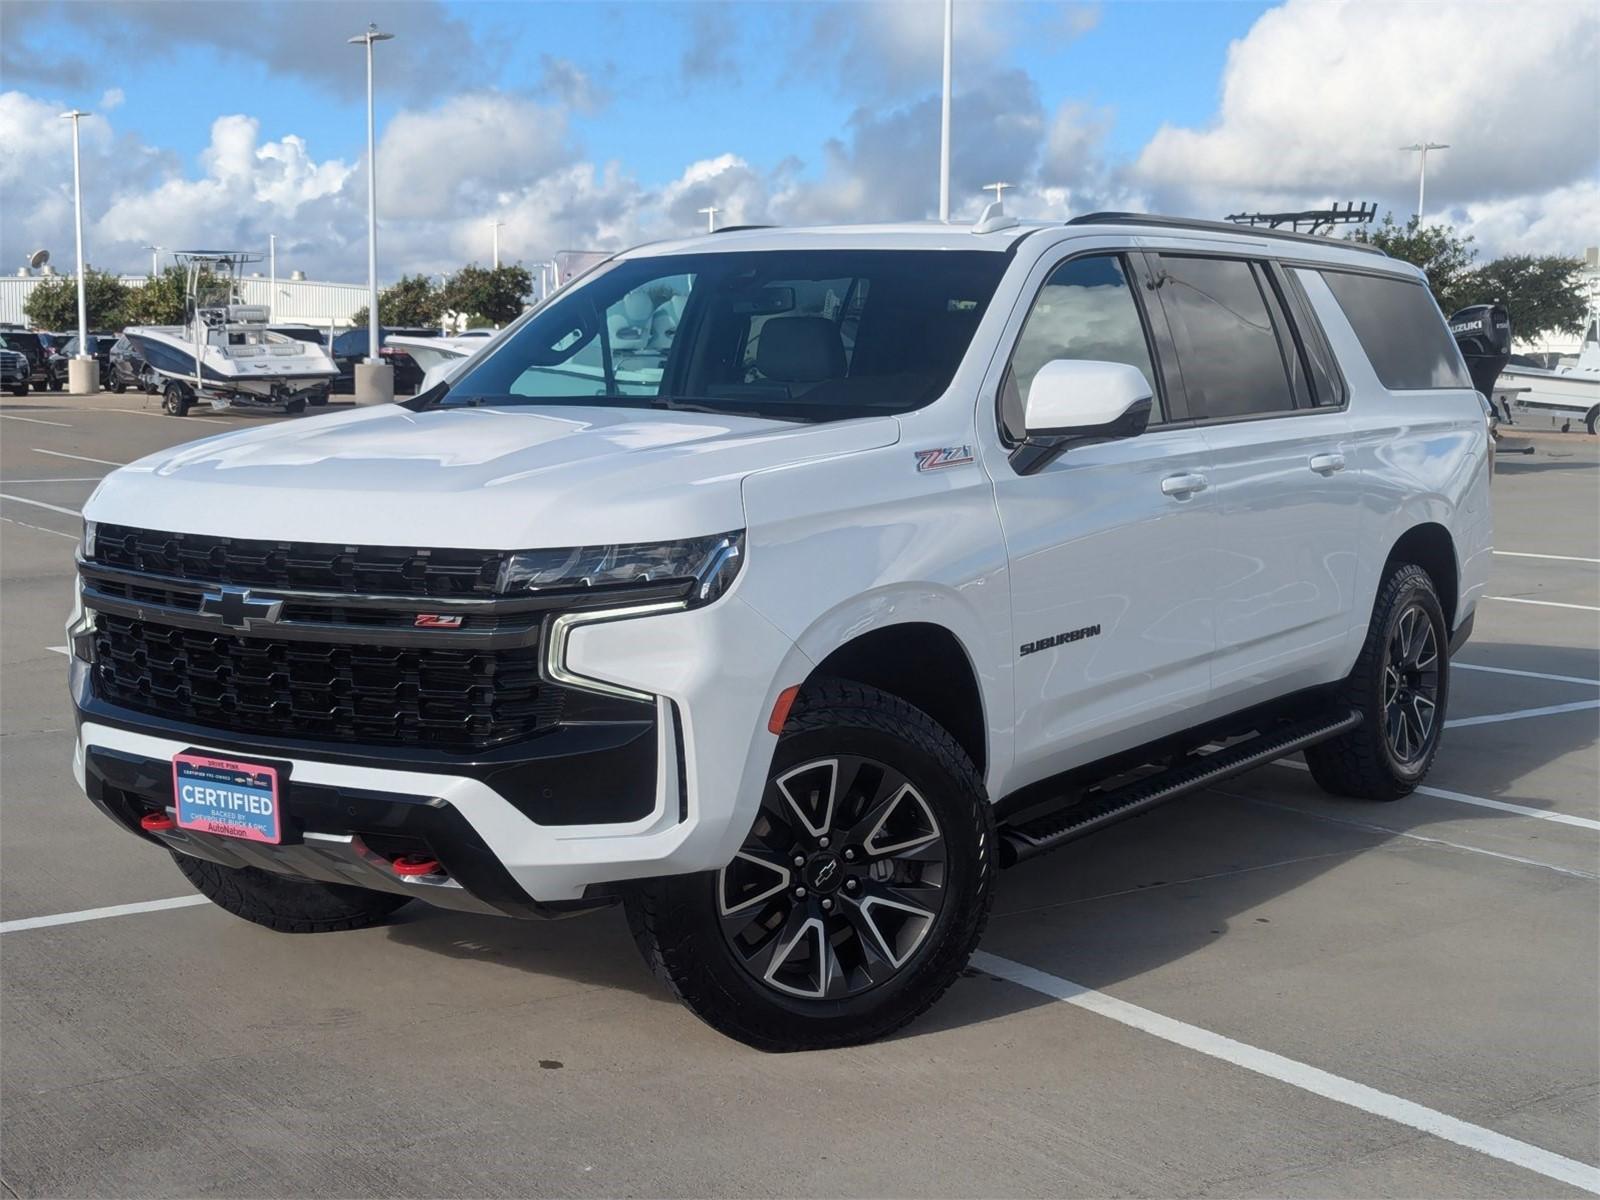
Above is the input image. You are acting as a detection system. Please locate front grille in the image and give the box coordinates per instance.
[91,613,565,748]
[91,524,507,598]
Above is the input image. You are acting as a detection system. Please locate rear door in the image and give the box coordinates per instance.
[1148,251,1361,706]
[986,248,1218,786]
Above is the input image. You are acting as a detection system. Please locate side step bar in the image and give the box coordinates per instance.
[999,709,1362,866]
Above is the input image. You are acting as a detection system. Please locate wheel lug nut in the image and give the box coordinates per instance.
[793,855,805,867]
[843,848,855,861]
[821,898,833,911]
[794,886,807,898]
[819,836,830,848]
[845,878,858,891]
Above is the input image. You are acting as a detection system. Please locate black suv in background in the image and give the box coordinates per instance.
[0,331,55,390]
[61,334,120,390]
[330,327,438,394]
[108,335,157,394]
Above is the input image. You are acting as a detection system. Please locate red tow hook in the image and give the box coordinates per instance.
[391,854,443,877]
[140,810,176,832]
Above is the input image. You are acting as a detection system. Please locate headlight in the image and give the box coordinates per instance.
[498,531,744,606]
[82,518,97,558]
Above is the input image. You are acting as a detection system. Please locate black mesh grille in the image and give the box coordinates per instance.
[91,523,507,598]
[91,614,564,748]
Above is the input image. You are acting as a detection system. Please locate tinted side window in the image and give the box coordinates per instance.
[1158,256,1297,420]
[1001,254,1158,442]
[1320,270,1472,390]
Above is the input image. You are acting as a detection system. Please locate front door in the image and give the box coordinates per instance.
[987,250,1217,789]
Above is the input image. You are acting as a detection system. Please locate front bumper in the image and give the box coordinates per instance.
[70,593,809,908]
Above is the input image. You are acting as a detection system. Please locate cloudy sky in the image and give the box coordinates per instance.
[2,0,1596,284]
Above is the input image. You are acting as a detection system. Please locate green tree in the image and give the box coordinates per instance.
[440,264,533,327]
[1349,213,1479,314]
[22,268,130,331]
[122,265,220,326]
[1463,254,1588,342]
[349,273,444,330]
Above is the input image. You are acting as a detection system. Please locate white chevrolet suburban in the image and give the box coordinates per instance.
[70,214,1491,1051]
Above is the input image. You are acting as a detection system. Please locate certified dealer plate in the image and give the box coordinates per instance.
[172,753,282,844]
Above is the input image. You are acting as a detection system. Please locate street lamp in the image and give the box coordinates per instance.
[983,181,1014,209]
[488,219,504,269]
[1399,142,1449,219]
[698,205,719,233]
[349,23,395,404]
[59,109,95,394]
[268,233,276,322]
[939,0,952,222]
[142,244,162,279]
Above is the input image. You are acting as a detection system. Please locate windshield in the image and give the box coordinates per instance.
[439,249,1008,423]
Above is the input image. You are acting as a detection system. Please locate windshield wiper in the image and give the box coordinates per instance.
[650,397,810,423]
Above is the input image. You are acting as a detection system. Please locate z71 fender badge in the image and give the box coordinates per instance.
[914,445,975,472]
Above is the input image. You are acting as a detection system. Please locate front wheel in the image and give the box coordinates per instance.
[1586,405,1598,437]
[110,375,126,394]
[10,382,27,397]
[1306,562,1449,800]
[48,376,63,392]
[626,680,996,1051]
[173,854,410,933]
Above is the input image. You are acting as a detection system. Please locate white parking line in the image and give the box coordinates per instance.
[971,951,1600,1195]
[0,477,104,484]
[0,517,77,540]
[0,413,72,428]
[1275,760,1600,832]
[1456,662,1600,687]
[32,448,125,467]
[0,895,210,935]
[0,492,81,517]
[1495,550,1600,565]
[47,645,69,656]
[1446,699,1600,729]
[108,407,231,425]
[1486,595,1600,613]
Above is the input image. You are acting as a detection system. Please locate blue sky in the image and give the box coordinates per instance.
[2,1,1594,282]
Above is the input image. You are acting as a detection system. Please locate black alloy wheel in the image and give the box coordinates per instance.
[1382,603,1440,765]
[718,754,949,1000]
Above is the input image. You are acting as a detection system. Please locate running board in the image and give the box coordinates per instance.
[998,709,1362,866]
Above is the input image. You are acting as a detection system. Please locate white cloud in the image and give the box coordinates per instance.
[1135,0,1600,214]
[1452,180,1600,257]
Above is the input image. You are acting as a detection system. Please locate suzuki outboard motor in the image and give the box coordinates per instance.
[1449,303,1512,401]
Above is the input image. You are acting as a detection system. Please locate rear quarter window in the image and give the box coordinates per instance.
[1320,269,1472,390]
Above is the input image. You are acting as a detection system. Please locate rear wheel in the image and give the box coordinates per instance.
[48,375,63,392]
[1306,562,1448,801]
[111,374,126,393]
[1586,405,1598,436]
[284,397,307,414]
[626,680,995,1051]
[10,382,27,396]
[162,381,192,416]
[173,854,409,933]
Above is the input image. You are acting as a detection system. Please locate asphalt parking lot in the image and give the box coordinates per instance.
[3,392,1597,1199]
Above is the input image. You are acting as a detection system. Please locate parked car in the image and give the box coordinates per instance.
[329,326,438,394]
[61,334,120,390]
[71,214,1491,1051]
[0,346,28,395]
[107,334,157,394]
[0,330,53,389]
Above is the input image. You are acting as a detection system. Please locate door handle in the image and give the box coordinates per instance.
[1309,452,1346,474]
[1160,472,1209,497]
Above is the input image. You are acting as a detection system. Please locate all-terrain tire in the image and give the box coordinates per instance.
[173,854,410,933]
[1305,562,1449,801]
[625,678,996,1052]
[162,381,191,416]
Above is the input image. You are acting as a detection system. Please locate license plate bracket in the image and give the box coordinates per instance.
[172,752,282,844]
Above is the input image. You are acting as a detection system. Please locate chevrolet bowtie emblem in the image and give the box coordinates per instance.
[197,586,283,631]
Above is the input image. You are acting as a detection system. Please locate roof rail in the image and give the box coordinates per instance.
[710,224,774,234]
[1066,212,1387,257]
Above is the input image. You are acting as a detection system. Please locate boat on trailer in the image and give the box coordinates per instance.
[122,251,340,417]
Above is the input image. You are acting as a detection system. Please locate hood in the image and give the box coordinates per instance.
[85,403,899,548]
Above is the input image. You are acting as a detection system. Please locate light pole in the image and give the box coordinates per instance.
[1399,142,1448,219]
[489,220,503,269]
[698,205,719,233]
[983,181,1014,210]
[142,244,162,279]
[939,0,952,222]
[349,23,395,404]
[268,233,276,321]
[59,109,95,395]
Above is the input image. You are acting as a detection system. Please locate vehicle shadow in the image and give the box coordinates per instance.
[1495,457,1596,475]
[381,638,1595,1046]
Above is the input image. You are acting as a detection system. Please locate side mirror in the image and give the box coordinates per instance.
[1012,359,1153,474]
